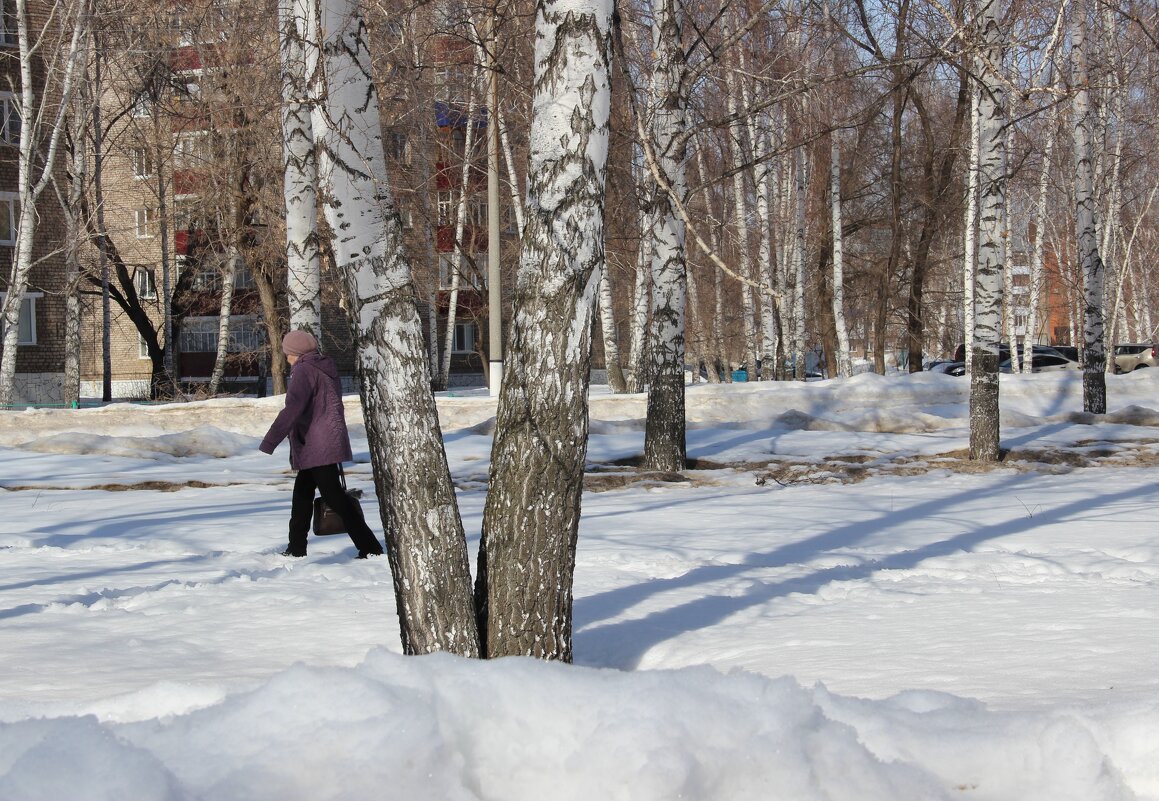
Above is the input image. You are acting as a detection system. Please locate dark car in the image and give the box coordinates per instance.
[953,343,1072,365]
[929,360,966,376]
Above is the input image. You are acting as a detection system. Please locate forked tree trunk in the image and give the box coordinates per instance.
[475,0,612,661]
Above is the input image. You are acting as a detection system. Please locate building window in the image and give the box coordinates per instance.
[452,322,476,354]
[434,65,469,103]
[0,93,19,145]
[235,265,255,290]
[178,315,262,353]
[173,197,201,230]
[450,126,467,155]
[173,131,208,168]
[0,292,38,345]
[469,197,486,227]
[435,253,454,290]
[437,191,454,225]
[130,93,153,119]
[0,193,17,244]
[385,130,409,163]
[131,146,153,179]
[0,0,15,47]
[135,208,157,238]
[135,268,157,299]
[138,332,151,359]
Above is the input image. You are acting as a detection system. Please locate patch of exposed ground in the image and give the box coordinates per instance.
[2,480,248,492]
[9,443,1159,495]
[586,441,1159,490]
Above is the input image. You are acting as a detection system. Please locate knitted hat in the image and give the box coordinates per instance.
[282,330,318,357]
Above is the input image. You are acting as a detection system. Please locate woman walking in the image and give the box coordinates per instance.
[259,330,384,559]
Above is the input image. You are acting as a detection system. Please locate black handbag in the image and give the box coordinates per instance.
[312,465,365,536]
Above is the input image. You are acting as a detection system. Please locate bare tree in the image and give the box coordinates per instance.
[1071,0,1106,414]
[475,0,613,661]
[643,0,689,471]
[0,0,89,406]
[969,0,1008,461]
[314,0,479,655]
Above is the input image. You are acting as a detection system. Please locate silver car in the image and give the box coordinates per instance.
[1113,343,1157,373]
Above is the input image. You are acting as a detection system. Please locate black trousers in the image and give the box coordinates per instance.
[287,463,383,556]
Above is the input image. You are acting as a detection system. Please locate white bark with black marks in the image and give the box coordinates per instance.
[314,0,478,655]
[969,0,1007,461]
[280,0,322,339]
[476,0,613,661]
[643,0,688,471]
[1071,5,1106,414]
[0,0,87,406]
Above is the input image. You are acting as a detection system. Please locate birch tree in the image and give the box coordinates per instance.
[280,0,322,340]
[643,0,689,471]
[963,84,979,374]
[0,0,88,406]
[59,6,95,407]
[313,0,478,655]
[437,72,481,392]
[475,0,612,661]
[969,0,1007,462]
[1071,1,1106,414]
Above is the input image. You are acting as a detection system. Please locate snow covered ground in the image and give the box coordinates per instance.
[2,370,1159,800]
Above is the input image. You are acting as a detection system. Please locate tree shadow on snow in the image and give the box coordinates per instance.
[573,473,1159,669]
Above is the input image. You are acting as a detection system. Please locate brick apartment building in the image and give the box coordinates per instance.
[79,1,514,399]
[0,3,71,406]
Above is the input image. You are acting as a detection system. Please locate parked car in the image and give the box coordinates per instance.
[1113,343,1157,373]
[951,343,1072,369]
[1000,352,1080,373]
[1051,345,1079,363]
[928,360,966,376]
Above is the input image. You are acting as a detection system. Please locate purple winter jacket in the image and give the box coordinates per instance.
[259,351,354,470]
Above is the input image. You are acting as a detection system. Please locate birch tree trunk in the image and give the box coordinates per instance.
[755,114,780,381]
[969,0,1007,462]
[643,0,688,471]
[824,0,851,378]
[1002,99,1021,372]
[791,142,808,380]
[1027,106,1057,349]
[694,142,726,381]
[626,200,652,392]
[830,126,852,377]
[314,0,478,655]
[279,0,322,341]
[1072,6,1106,414]
[963,86,980,375]
[475,0,612,661]
[725,64,757,371]
[207,250,238,395]
[0,0,86,406]
[62,14,93,407]
[437,76,481,391]
[598,268,628,392]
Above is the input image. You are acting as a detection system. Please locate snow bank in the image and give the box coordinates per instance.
[2,651,1150,801]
